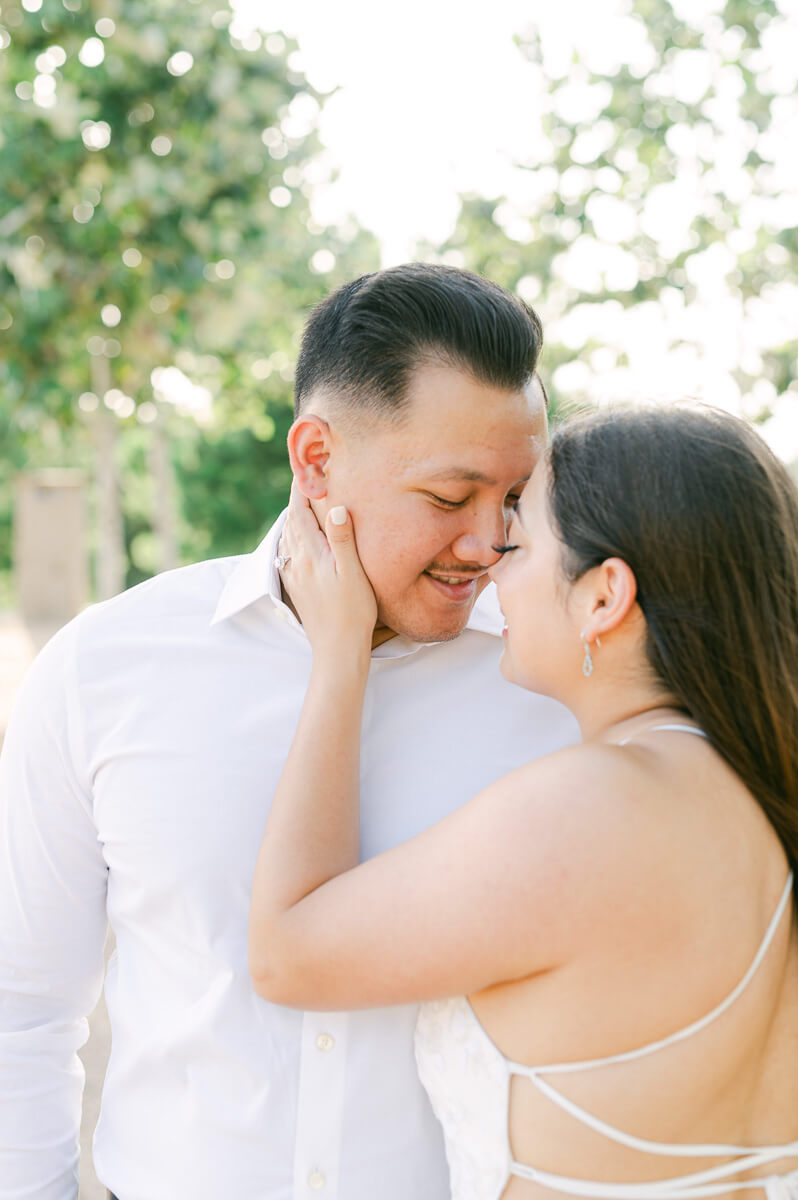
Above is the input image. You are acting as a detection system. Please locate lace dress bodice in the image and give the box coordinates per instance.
[415,993,798,1200]
[415,995,511,1200]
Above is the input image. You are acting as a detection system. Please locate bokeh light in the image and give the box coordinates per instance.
[101,305,122,327]
[310,249,335,273]
[167,50,194,76]
[269,186,291,208]
[78,36,105,67]
[81,121,112,151]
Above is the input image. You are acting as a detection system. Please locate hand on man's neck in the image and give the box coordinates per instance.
[280,580,397,651]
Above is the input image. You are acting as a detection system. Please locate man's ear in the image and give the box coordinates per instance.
[583,557,639,641]
[287,414,331,500]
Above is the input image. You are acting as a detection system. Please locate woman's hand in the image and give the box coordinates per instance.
[278,483,378,660]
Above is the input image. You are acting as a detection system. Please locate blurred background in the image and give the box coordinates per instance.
[1,0,797,623]
[0,0,797,1191]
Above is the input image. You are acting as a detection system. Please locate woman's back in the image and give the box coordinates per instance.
[426,727,798,1200]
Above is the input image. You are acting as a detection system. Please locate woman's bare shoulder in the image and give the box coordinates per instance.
[483,739,657,824]
[475,741,688,941]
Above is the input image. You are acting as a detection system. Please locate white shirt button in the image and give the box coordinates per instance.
[308,1170,326,1190]
[316,1033,335,1052]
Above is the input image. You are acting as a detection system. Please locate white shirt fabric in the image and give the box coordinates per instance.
[0,511,578,1200]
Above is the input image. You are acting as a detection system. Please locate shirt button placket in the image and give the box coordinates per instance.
[294,1013,347,1200]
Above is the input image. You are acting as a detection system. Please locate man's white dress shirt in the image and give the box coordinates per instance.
[0,513,578,1200]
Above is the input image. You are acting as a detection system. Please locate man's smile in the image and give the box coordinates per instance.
[422,569,484,602]
[424,570,483,585]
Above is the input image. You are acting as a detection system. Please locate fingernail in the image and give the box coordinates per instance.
[330,506,347,525]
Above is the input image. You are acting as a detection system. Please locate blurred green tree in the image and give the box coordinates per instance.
[424,0,796,424]
[0,0,378,592]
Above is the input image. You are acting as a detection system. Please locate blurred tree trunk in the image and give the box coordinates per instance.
[149,416,179,573]
[90,356,125,599]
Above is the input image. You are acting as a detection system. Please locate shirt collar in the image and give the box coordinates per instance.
[210,509,505,641]
[211,510,288,628]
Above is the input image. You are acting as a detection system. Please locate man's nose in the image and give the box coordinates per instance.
[450,505,508,567]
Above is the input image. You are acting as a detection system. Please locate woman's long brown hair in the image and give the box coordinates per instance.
[548,404,798,886]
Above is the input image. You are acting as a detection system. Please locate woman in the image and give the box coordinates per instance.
[249,404,798,1199]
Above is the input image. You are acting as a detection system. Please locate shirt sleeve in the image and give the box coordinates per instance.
[0,616,108,1199]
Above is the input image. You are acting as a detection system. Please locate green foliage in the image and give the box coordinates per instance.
[175,409,295,563]
[0,0,379,586]
[424,0,796,417]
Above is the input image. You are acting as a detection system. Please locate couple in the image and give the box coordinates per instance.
[1,264,796,1200]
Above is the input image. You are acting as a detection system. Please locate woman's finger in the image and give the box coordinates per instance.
[324,506,364,577]
[288,478,309,510]
[284,483,328,561]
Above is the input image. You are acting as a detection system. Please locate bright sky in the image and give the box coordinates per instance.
[232,0,798,462]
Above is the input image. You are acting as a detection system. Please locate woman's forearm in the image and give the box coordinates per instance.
[248,649,370,983]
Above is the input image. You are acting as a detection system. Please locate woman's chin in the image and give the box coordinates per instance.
[500,649,550,697]
[498,649,515,683]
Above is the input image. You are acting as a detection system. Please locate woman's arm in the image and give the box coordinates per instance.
[248,490,651,1011]
[248,489,377,993]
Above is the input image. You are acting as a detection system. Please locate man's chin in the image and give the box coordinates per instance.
[373,606,474,647]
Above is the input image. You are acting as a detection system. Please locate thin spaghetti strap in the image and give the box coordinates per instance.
[618,724,710,747]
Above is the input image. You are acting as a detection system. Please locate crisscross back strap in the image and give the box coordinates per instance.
[504,868,795,1195]
[510,1150,798,1198]
[502,722,797,1197]
[510,871,792,1082]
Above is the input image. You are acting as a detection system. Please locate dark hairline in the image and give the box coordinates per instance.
[296,363,549,428]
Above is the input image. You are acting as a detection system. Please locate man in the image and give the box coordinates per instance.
[0,264,577,1199]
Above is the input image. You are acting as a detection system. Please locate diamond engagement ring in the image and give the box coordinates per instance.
[274,554,291,570]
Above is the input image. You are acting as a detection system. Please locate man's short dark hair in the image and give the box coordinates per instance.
[293,262,543,421]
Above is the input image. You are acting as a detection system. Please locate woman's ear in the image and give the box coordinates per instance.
[583,557,639,641]
[287,414,332,500]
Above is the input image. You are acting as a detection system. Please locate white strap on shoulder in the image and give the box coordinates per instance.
[617,723,710,746]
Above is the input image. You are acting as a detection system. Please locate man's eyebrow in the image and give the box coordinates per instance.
[424,468,497,484]
[423,468,532,486]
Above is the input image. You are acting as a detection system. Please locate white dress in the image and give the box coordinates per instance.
[415,730,798,1200]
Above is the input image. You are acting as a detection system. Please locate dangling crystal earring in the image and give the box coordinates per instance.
[581,628,600,678]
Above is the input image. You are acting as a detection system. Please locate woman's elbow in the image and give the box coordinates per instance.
[248,945,306,1008]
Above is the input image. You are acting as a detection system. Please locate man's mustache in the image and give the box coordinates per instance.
[424,565,489,577]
